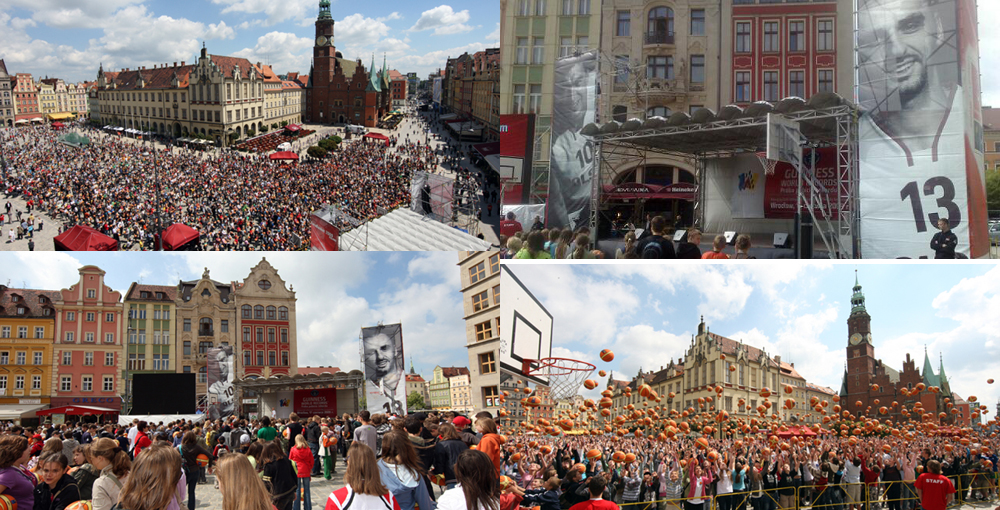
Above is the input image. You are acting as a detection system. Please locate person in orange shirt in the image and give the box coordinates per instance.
[473,417,503,475]
[702,235,730,260]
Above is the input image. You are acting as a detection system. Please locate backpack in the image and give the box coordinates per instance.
[641,238,666,259]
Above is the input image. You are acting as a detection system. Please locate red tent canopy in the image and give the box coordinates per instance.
[36,405,117,417]
[269,151,300,161]
[363,132,390,147]
[284,124,302,132]
[775,425,818,438]
[51,122,65,129]
[161,223,200,251]
[53,225,119,251]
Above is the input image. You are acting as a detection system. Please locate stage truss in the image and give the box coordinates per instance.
[587,101,859,258]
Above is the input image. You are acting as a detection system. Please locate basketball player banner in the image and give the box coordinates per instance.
[361,324,406,416]
[857,0,986,258]
[410,172,455,220]
[206,345,235,420]
[547,50,598,231]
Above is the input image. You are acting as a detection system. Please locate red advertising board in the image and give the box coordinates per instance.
[294,388,338,416]
[499,114,531,157]
[309,214,339,251]
[764,148,841,219]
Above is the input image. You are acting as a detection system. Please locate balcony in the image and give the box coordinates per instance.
[198,328,214,337]
[644,31,675,46]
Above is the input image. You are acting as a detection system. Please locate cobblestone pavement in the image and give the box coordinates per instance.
[192,466,345,509]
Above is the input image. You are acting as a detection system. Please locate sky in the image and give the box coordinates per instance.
[503,262,1000,417]
[0,0,501,83]
[0,251,472,377]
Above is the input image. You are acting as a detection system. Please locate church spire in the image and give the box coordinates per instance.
[850,270,867,315]
[318,0,332,20]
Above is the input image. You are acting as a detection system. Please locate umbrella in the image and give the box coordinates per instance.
[269,151,299,161]
[160,223,200,251]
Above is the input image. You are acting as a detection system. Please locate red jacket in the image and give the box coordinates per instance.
[133,432,152,456]
[290,446,315,478]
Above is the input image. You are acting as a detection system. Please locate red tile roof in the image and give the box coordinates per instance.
[440,367,470,378]
[406,374,425,382]
[125,284,177,301]
[388,70,405,81]
[110,65,194,90]
[207,55,257,79]
[0,286,60,318]
[257,64,281,83]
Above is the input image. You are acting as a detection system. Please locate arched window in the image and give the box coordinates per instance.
[647,7,674,44]
[278,306,288,320]
[199,318,213,336]
[266,306,276,320]
[254,305,264,319]
[242,305,252,319]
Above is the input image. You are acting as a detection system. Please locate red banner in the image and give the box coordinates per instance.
[764,148,841,219]
[309,214,339,251]
[294,388,338,417]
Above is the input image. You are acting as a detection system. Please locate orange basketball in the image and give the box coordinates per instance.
[988,379,994,384]
[600,349,614,362]
[510,453,523,463]
[196,453,210,467]
[696,437,709,449]
[612,451,626,462]
[499,475,513,488]
[584,379,598,390]
[540,445,552,455]
[599,370,607,377]
[432,473,447,486]
[624,453,636,464]
[759,388,771,398]
[587,449,602,460]
[66,502,93,510]
[576,463,586,473]
[0,494,16,510]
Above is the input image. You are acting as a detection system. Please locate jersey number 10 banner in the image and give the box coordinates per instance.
[857,0,986,259]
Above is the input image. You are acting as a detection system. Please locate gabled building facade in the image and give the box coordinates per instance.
[234,258,297,380]
[123,284,177,409]
[0,286,58,406]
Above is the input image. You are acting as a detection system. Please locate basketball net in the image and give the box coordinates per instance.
[526,358,596,401]
[756,151,779,175]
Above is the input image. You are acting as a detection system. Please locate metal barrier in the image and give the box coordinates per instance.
[619,494,712,510]
[954,472,999,506]
[797,482,865,510]
[869,480,920,510]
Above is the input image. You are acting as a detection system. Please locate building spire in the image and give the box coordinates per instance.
[850,270,867,315]
[318,0,332,21]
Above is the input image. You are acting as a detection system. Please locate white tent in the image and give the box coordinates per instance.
[339,208,493,251]
[119,414,205,426]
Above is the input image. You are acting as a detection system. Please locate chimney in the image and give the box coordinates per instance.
[774,355,782,364]
[173,62,177,67]
[181,61,185,66]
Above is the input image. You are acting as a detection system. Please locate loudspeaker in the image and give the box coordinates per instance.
[673,229,688,243]
[773,233,791,249]
[724,231,738,245]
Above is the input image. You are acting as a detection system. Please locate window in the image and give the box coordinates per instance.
[472,290,489,312]
[242,304,252,318]
[517,0,530,16]
[60,376,71,392]
[266,306,276,320]
[736,22,752,53]
[789,70,805,98]
[578,0,589,15]
[763,71,779,101]
[14,375,24,390]
[199,317,213,335]
[199,341,213,354]
[817,20,834,51]
[244,350,252,366]
[617,10,630,36]
[789,21,805,51]
[647,7,674,43]
[243,327,251,343]
[469,261,486,283]
[255,305,264,319]
[268,329,276,343]
[532,38,545,64]
[282,351,289,366]
[12,351,26,365]
[258,279,272,290]
[221,320,228,333]
[0,326,7,338]
[818,70,834,93]
[183,319,191,332]
[647,56,673,79]
[87,289,96,298]
[183,341,191,356]
[691,9,705,36]
[86,312,95,322]
[281,329,288,343]
[515,38,529,65]
[480,352,497,374]
[559,37,573,58]
[257,351,264,366]
[647,106,670,118]
[492,285,500,305]
[690,55,705,85]
[102,376,114,392]
[105,333,114,344]
[762,22,780,53]
[67,311,75,321]
[84,352,93,366]
[198,367,207,384]
[34,327,45,339]
[106,352,115,366]
[269,351,276,366]
[529,85,542,114]
[256,328,264,342]
[535,0,546,16]
[484,386,500,407]
[82,376,93,392]
[475,320,494,341]
[562,0,573,15]
[61,351,72,365]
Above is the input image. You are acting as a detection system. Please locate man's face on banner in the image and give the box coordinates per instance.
[860,0,941,104]
[215,349,229,380]
[364,333,396,379]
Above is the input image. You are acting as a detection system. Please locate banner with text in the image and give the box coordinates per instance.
[764,148,841,219]
[293,388,338,417]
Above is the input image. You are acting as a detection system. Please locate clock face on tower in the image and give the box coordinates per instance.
[316,36,328,46]
[850,333,862,345]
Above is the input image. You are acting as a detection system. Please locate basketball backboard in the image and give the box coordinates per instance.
[499,266,552,387]
[766,113,803,165]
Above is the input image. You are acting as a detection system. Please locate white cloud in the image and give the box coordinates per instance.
[485,23,500,42]
[979,1,1000,107]
[377,12,402,22]
[209,0,315,27]
[0,0,143,29]
[232,31,314,73]
[393,42,491,69]
[206,21,236,41]
[409,5,474,36]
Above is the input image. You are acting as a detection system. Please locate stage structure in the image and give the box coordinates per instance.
[583,93,859,258]
[233,371,364,420]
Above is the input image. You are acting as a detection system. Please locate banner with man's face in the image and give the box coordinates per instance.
[206,345,235,420]
[548,50,598,231]
[361,323,405,416]
[856,0,987,258]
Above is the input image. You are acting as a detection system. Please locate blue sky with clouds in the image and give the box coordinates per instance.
[504,262,1000,412]
[0,0,501,84]
[1,251,471,377]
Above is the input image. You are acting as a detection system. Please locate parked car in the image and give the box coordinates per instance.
[990,223,1000,246]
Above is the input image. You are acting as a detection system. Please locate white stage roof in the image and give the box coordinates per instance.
[339,208,493,251]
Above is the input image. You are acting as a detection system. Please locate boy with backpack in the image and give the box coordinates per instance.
[635,216,676,259]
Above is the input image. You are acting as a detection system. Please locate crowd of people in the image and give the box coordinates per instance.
[0,108,487,250]
[1,405,997,510]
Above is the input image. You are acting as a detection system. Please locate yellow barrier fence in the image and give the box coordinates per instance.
[954,472,998,505]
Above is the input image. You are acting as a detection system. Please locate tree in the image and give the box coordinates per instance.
[318,138,336,152]
[261,124,269,133]
[307,145,328,159]
[987,169,1000,213]
[407,391,427,412]
[329,135,342,145]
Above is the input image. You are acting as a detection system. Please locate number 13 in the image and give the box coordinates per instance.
[899,177,961,233]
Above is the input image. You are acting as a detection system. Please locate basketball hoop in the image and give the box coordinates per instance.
[523,357,596,400]
[755,151,779,175]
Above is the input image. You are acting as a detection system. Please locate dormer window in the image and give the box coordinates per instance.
[11,295,19,302]
[156,292,164,299]
[38,296,47,303]
[201,288,211,297]
[140,291,150,298]
[17,307,26,315]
